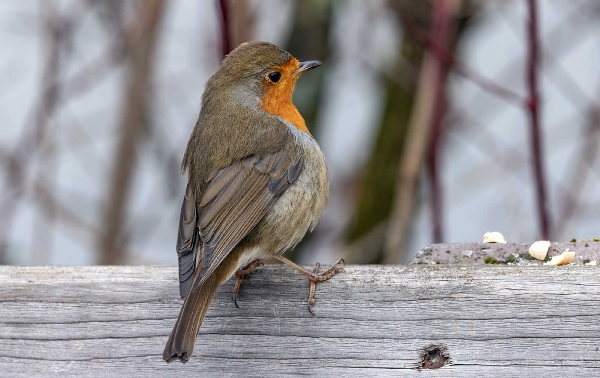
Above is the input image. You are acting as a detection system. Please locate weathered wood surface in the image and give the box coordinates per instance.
[2,265,600,377]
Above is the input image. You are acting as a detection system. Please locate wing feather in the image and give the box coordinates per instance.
[176,183,199,298]
[188,148,304,292]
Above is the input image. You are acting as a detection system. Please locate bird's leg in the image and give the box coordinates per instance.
[232,259,264,308]
[273,255,345,315]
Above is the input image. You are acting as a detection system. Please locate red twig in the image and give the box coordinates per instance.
[403,18,526,106]
[217,0,231,58]
[453,0,593,138]
[526,0,550,239]
[428,0,454,243]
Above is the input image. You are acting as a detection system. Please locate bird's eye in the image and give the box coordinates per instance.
[267,72,281,83]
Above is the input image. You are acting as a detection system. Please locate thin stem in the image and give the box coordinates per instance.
[403,18,525,106]
[526,0,550,239]
[97,0,166,264]
[384,0,461,264]
[428,0,453,243]
[217,0,231,58]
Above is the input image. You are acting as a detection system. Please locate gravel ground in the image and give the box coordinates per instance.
[408,241,600,266]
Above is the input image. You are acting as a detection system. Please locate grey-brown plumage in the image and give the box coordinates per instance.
[164,41,329,363]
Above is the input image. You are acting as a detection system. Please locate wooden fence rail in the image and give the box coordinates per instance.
[1,260,600,377]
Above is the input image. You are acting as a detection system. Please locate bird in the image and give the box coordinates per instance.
[163,41,344,363]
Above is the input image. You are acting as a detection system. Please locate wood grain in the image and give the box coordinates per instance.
[1,265,599,377]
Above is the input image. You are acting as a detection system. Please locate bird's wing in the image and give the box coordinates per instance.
[189,147,304,292]
[176,182,200,298]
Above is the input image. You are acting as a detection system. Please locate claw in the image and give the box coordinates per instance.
[232,275,243,308]
[307,281,316,315]
[231,259,263,308]
[305,260,345,315]
[306,263,320,314]
[272,255,345,315]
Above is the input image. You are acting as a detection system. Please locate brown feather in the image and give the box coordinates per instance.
[176,183,198,298]
[192,149,303,290]
[163,246,243,363]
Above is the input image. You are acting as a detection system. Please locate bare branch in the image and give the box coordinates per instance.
[402,16,525,106]
[97,0,167,264]
[217,0,231,58]
[427,0,456,244]
[384,0,461,264]
[526,0,550,239]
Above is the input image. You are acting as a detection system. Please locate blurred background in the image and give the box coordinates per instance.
[1,0,600,266]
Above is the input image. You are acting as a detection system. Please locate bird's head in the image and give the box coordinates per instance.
[206,41,321,134]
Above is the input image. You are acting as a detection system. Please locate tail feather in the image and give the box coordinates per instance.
[165,244,244,363]
[178,251,196,298]
[163,272,220,363]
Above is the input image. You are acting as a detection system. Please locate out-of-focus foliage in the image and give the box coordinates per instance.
[2,0,600,266]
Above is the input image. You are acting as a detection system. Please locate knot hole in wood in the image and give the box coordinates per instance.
[419,345,451,370]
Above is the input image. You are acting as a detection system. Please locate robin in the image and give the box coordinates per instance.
[163,41,344,363]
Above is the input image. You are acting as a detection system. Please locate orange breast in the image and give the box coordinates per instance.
[260,58,311,135]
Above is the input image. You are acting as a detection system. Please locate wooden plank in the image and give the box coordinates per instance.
[1,265,600,377]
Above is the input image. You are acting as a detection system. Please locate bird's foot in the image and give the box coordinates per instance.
[232,259,264,308]
[305,259,345,315]
[273,255,345,315]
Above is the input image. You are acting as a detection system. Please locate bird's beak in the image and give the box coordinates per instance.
[293,60,322,76]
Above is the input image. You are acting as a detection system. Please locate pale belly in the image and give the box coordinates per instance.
[238,132,329,267]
